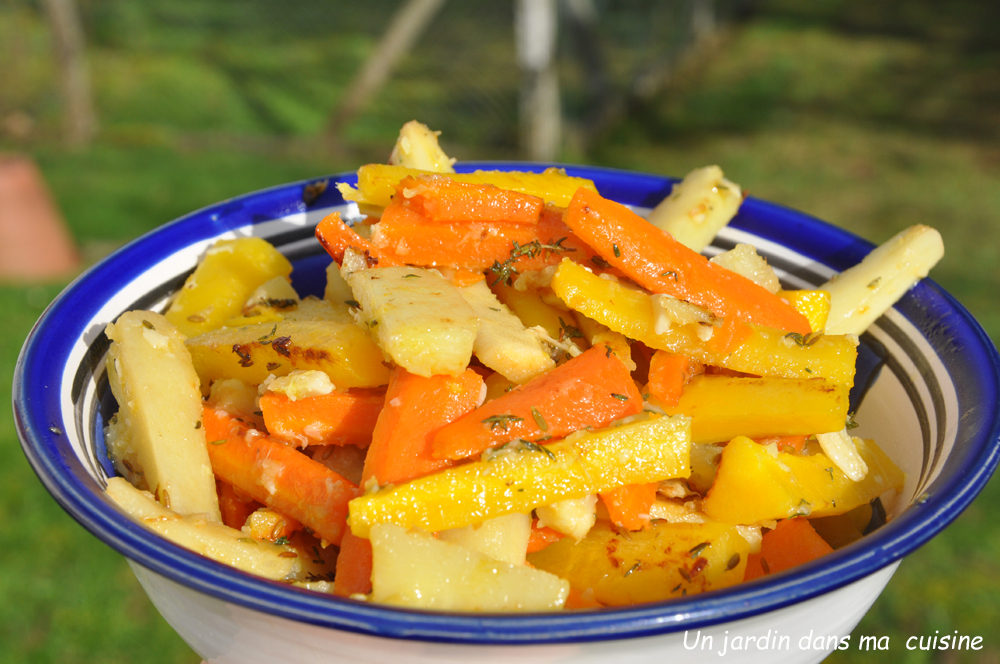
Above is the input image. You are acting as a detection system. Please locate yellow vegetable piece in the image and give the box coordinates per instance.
[551,258,857,387]
[339,164,598,209]
[527,519,750,606]
[491,280,568,341]
[779,289,831,333]
[165,238,293,338]
[703,436,904,525]
[657,374,849,444]
[348,414,691,538]
[187,319,390,393]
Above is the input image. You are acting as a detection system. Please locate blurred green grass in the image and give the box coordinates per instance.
[3,1,1000,662]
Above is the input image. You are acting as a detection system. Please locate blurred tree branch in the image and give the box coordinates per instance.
[42,0,97,148]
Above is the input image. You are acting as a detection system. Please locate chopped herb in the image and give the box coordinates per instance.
[302,179,329,205]
[518,439,556,460]
[209,439,227,445]
[194,420,202,430]
[845,412,859,430]
[254,411,263,416]
[482,414,524,431]
[726,553,741,571]
[345,299,362,309]
[688,541,710,558]
[760,558,771,574]
[232,344,254,367]
[795,498,813,516]
[49,426,62,435]
[266,362,280,371]
[660,270,679,281]
[610,393,629,401]
[612,243,621,258]
[403,274,421,279]
[826,467,835,480]
[238,537,257,545]
[804,367,813,373]
[867,277,881,289]
[489,307,501,312]
[531,407,548,431]
[258,324,278,341]
[671,583,682,593]
[558,317,583,341]
[624,562,641,577]
[605,343,613,358]
[368,319,379,327]
[784,331,822,347]
[591,255,612,269]
[271,336,292,357]
[681,588,687,596]
[265,298,297,310]
[141,319,155,330]
[488,238,575,286]
[678,568,692,582]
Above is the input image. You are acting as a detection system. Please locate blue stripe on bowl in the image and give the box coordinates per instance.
[14,163,1000,644]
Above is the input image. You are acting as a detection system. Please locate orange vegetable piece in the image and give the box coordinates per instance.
[646,351,704,407]
[563,188,811,334]
[202,406,361,546]
[216,480,261,531]
[743,517,834,581]
[527,519,567,554]
[395,175,544,224]
[333,532,373,597]
[315,211,393,267]
[259,388,385,448]
[600,482,660,531]
[432,344,644,461]
[361,367,484,487]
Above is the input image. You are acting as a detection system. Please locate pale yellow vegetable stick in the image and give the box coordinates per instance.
[370,523,568,611]
[105,311,221,522]
[458,279,555,383]
[105,478,301,582]
[821,224,944,336]
[343,263,480,377]
[646,166,743,253]
[388,120,456,173]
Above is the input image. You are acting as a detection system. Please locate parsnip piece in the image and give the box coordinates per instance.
[343,265,479,377]
[710,243,780,294]
[535,495,598,541]
[388,120,456,173]
[245,276,300,309]
[437,512,531,566]
[324,260,354,305]
[458,279,555,383]
[646,166,743,252]
[105,478,300,581]
[821,225,944,335]
[105,311,221,522]
[815,429,869,482]
[370,524,569,611]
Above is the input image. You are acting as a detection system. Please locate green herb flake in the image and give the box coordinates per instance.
[559,317,583,341]
[194,420,202,430]
[867,277,881,289]
[274,536,289,546]
[345,299,362,309]
[612,243,621,258]
[403,274,421,279]
[531,407,548,431]
[610,393,629,401]
[688,541,710,558]
[518,439,556,460]
[209,439,227,445]
[678,567,692,582]
[482,414,524,431]
[784,331,822,347]
[660,270,679,281]
[624,562,641,577]
[605,343,614,358]
[488,238,575,286]
[238,537,257,545]
[760,558,771,574]
[591,255,612,269]
[845,412,859,430]
[141,319,155,330]
[726,553,741,571]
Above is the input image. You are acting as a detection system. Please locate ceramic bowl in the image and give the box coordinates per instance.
[15,164,1000,664]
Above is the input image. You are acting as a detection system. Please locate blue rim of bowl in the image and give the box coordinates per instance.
[14,163,1000,644]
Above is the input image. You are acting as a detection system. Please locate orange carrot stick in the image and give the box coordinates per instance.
[260,388,385,448]
[315,211,397,267]
[432,345,644,461]
[362,367,484,487]
[334,532,373,597]
[743,517,834,581]
[563,188,812,334]
[599,482,660,531]
[202,406,360,546]
[395,175,544,224]
[645,351,704,407]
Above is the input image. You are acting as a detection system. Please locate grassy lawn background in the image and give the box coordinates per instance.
[2,1,999,661]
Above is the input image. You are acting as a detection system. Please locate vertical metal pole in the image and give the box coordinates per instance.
[515,0,560,161]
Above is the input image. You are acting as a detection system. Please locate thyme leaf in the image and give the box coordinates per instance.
[482,414,523,431]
